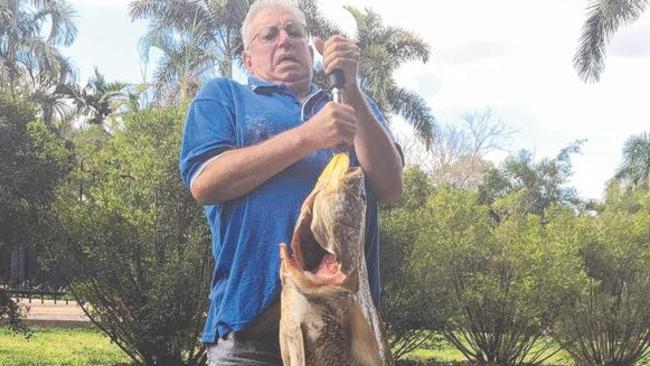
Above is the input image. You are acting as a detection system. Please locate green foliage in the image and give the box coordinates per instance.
[0,94,71,249]
[49,106,211,366]
[479,142,584,219]
[380,166,442,360]
[398,165,436,210]
[0,290,27,335]
[0,94,70,334]
[553,193,650,366]
[412,188,586,365]
[613,131,650,192]
[380,207,442,360]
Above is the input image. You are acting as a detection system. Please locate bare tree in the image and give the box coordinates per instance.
[396,109,513,190]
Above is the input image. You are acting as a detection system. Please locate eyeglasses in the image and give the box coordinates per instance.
[249,22,307,46]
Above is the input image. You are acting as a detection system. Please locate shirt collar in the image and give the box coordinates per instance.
[247,75,321,97]
[247,75,276,92]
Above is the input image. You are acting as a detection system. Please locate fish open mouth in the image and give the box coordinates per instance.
[291,201,346,286]
[281,153,357,287]
[280,223,345,286]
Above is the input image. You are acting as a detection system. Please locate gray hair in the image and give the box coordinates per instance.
[241,0,307,49]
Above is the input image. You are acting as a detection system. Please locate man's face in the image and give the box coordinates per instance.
[243,8,313,87]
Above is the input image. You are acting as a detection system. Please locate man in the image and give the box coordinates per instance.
[179,0,403,364]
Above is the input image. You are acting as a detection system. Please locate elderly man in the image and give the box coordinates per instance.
[179,0,403,364]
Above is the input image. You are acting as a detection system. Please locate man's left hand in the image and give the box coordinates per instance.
[313,35,360,95]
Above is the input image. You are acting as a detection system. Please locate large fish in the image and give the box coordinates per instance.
[279,153,393,366]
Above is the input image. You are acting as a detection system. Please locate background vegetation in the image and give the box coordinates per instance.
[1,1,649,366]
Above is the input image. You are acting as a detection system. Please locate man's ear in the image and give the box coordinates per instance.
[243,50,253,73]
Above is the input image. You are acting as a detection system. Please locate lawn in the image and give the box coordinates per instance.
[0,326,130,366]
[2,326,649,366]
[405,339,573,365]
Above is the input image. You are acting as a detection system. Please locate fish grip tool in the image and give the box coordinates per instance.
[329,69,345,104]
[330,69,350,155]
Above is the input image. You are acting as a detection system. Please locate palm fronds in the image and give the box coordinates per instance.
[575,0,649,82]
[350,6,436,146]
[614,132,650,190]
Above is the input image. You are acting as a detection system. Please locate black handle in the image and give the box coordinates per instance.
[328,69,345,89]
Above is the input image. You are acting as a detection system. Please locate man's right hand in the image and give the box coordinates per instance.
[300,102,357,151]
[190,102,357,205]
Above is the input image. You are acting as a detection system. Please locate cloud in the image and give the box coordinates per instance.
[609,25,650,59]
[606,9,650,59]
[434,42,507,64]
[68,0,131,10]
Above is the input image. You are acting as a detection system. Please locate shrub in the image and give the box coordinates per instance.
[49,107,211,366]
[0,94,70,334]
[553,194,650,366]
[413,188,586,365]
[380,166,442,360]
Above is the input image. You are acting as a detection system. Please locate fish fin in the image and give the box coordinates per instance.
[341,268,359,293]
[377,313,396,366]
[349,304,382,366]
[279,324,306,366]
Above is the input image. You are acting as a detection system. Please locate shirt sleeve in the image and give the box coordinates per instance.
[179,97,237,188]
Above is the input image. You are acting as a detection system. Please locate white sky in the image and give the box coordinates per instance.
[63,0,650,201]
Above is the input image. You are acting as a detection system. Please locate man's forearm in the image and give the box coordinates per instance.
[190,98,359,205]
[346,87,403,203]
[191,127,312,205]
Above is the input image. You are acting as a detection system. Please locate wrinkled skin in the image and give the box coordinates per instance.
[279,153,393,366]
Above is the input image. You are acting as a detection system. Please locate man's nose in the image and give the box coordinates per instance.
[276,28,291,46]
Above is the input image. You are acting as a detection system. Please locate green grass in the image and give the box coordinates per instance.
[2,326,648,366]
[406,340,464,362]
[0,326,130,366]
[405,336,650,366]
[404,336,573,365]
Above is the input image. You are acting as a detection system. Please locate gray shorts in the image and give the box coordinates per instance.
[206,302,282,366]
[206,332,282,366]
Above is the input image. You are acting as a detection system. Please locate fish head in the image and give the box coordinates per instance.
[311,153,367,272]
[282,153,366,291]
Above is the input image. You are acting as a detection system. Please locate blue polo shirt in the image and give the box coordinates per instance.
[179,76,392,343]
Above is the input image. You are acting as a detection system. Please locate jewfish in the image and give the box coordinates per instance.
[279,153,393,366]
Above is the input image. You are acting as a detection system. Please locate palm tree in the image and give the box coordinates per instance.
[297,0,340,38]
[138,27,217,104]
[574,0,649,83]
[130,0,334,103]
[27,73,76,124]
[0,0,78,88]
[71,68,127,125]
[131,1,436,145]
[129,0,252,87]
[614,132,650,191]
[347,6,436,147]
